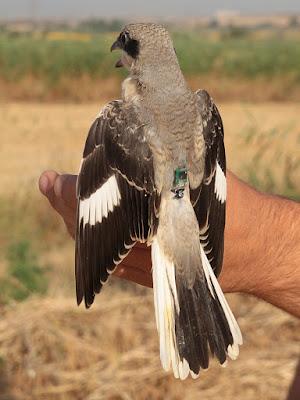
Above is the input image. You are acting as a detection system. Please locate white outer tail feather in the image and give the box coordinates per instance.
[152,238,189,380]
[152,237,243,380]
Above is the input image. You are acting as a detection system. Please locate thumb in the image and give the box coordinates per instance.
[39,170,77,239]
[39,170,60,209]
[54,174,78,211]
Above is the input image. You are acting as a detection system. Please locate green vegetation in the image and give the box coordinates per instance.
[174,33,300,80]
[0,240,49,303]
[0,32,300,85]
[0,34,114,83]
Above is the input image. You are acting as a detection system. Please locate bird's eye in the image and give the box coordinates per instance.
[120,33,127,44]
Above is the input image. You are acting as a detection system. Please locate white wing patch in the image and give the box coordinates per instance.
[79,175,121,226]
[214,163,226,203]
[200,245,243,359]
[152,238,190,380]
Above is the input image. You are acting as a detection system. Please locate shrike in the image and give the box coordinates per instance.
[75,23,242,379]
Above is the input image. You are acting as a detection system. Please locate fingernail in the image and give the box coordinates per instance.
[39,175,48,195]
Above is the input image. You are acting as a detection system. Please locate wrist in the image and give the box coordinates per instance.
[220,172,260,293]
[221,172,300,317]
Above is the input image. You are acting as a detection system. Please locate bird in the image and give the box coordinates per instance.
[75,23,242,380]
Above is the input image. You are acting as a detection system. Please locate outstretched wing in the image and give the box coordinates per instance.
[191,89,226,277]
[76,100,160,308]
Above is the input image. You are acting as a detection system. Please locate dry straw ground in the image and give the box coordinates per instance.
[1,75,300,103]
[0,101,299,399]
[0,293,299,400]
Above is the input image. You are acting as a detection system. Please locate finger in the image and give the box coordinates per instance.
[134,242,148,250]
[113,243,152,287]
[54,174,78,210]
[39,170,58,199]
[39,170,60,210]
[39,170,76,238]
[122,244,152,273]
[114,265,153,288]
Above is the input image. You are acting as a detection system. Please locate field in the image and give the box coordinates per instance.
[0,100,299,399]
[1,31,300,102]
[0,27,300,400]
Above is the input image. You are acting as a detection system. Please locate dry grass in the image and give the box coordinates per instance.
[0,101,299,399]
[0,76,121,104]
[1,75,300,103]
[0,292,299,400]
[220,102,300,194]
[1,101,299,196]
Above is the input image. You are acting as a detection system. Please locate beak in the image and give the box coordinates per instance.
[110,40,121,52]
[111,39,123,68]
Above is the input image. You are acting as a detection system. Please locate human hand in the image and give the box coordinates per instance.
[38,170,236,292]
[39,170,300,316]
[39,171,77,238]
[39,171,153,288]
[38,170,260,295]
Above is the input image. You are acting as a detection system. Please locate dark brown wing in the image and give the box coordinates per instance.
[76,100,160,308]
[191,89,226,277]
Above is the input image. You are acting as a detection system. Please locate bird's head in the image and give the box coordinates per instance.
[111,23,178,72]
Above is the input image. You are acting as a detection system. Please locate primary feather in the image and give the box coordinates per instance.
[76,23,242,378]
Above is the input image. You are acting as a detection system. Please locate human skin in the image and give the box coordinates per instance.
[39,170,300,318]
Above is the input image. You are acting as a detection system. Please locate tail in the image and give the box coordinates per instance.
[151,195,242,379]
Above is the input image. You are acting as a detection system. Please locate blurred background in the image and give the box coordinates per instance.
[0,1,299,399]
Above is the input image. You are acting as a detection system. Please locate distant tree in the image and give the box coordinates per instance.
[109,19,124,32]
[77,18,125,34]
[289,16,299,27]
[209,18,218,29]
[221,25,250,40]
